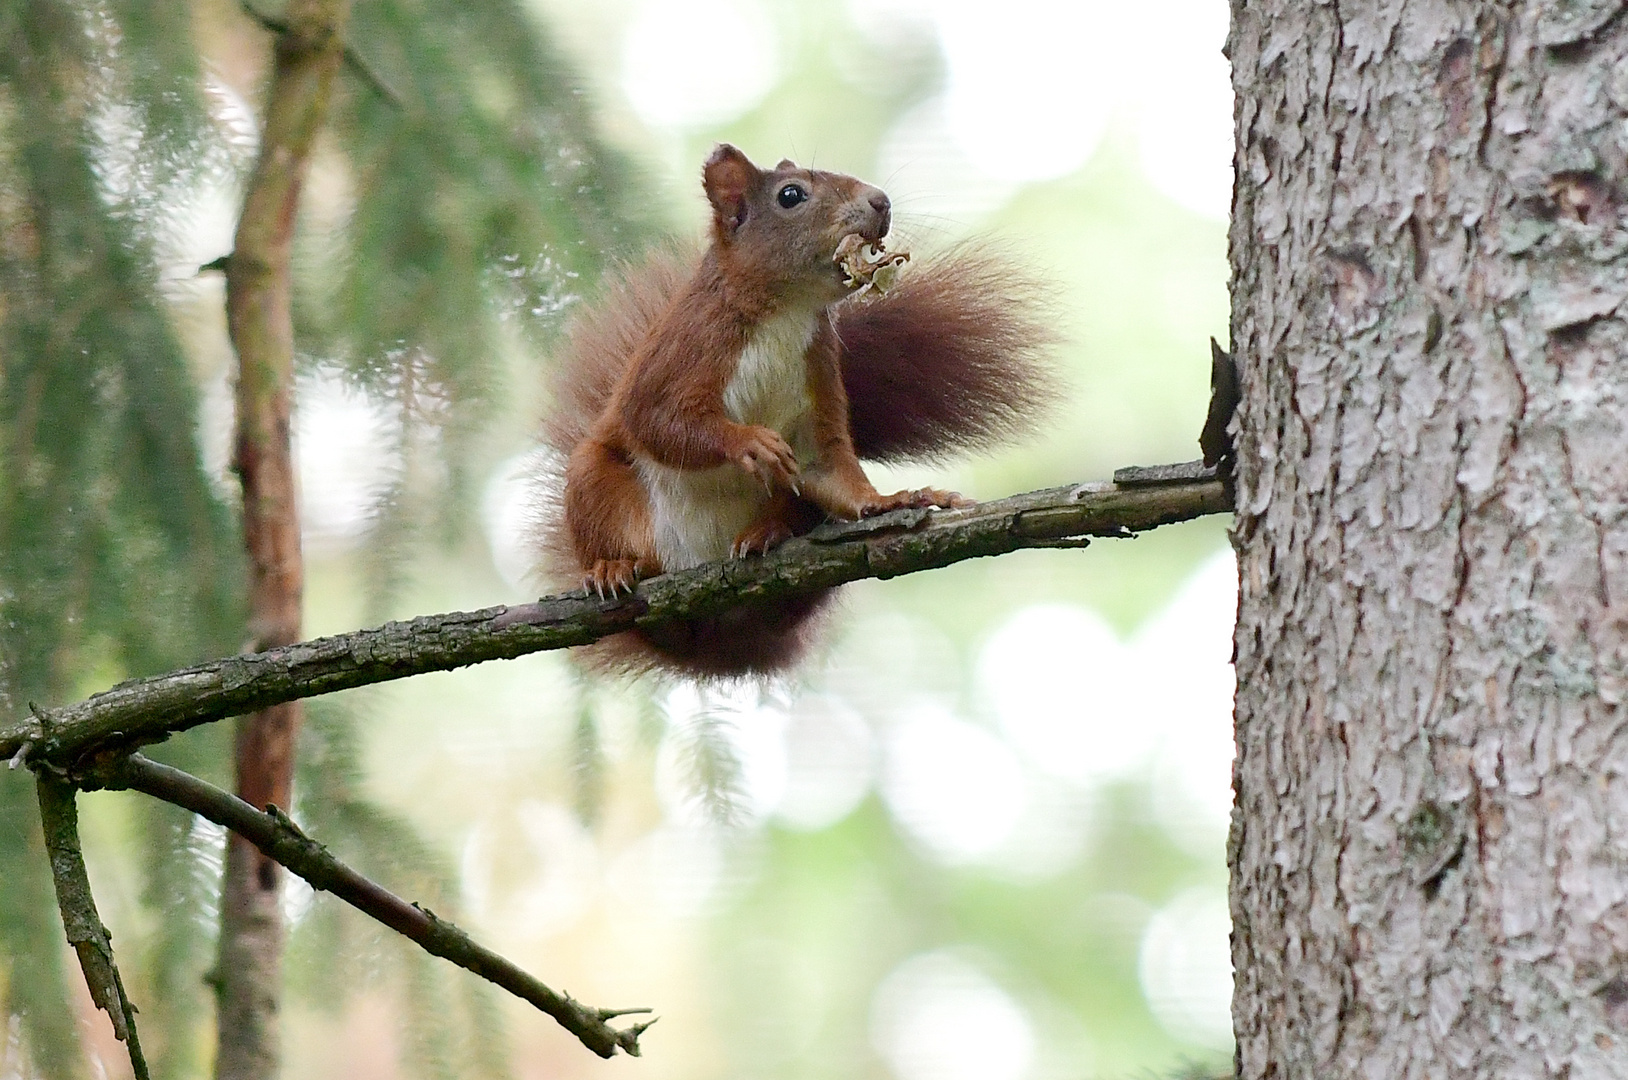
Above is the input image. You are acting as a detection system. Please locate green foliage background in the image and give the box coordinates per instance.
[0,2,1232,1078]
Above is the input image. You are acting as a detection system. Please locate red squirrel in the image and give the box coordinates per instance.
[540,144,1053,678]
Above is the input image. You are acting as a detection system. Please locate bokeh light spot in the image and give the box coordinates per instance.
[871,949,1036,1080]
[880,704,1025,864]
[621,0,779,131]
[1139,887,1234,1047]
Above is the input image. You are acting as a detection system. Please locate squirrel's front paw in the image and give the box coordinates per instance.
[729,425,800,492]
[909,487,972,510]
[863,488,972,515]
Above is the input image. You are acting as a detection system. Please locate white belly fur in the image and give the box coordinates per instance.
[640,308,819,571]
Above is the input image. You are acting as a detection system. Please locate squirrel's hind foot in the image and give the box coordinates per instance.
[582,557,659,600]
[731,517,796,559]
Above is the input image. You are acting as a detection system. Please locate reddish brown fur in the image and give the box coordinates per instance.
[539,147,1054,679]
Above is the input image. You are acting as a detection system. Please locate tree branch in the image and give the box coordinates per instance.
[35,775,151,1080]
[222,2,353,1073]
[76,753,651,1058]
[240,0,403,107]
[3,469,1230,769]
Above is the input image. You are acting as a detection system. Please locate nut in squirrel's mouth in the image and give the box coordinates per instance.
[835,233,909,298]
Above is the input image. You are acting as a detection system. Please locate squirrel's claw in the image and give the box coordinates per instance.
[732,517,795,558]
[733,424,800,493]
[583,558,651,600]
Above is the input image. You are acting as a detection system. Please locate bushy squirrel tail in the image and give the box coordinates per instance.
[539,244,1056,681]
[837,242,1057,463]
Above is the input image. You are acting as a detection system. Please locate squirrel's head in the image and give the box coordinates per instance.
[702,143,891,305]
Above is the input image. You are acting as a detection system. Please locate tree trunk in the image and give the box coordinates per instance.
[1229,2,1628,1075]
[217,4,349,1078]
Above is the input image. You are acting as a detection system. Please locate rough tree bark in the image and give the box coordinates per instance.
[218,3,349,1078]
[1230,2,1628,1076]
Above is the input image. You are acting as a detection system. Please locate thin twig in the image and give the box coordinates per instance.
[2,472,1230,768]
[80,754,651,1059]
[337,37,403,108]
[35,775,151,1080]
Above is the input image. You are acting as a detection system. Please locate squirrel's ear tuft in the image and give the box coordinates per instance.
[704,144,759,232]
[775,158,797,170]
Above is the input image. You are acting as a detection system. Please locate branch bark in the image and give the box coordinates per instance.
[36,775,150,1080]
[219,2,350,1076]
[80,754,652,1059]
[3,470,1230,769]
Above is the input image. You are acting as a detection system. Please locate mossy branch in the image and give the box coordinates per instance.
[2,467,1230,771]
[8,462,1228,1063]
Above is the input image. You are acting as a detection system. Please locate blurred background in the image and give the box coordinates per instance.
[0,0,1236,1077]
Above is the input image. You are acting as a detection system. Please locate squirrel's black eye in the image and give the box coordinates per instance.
[777,184,808,209]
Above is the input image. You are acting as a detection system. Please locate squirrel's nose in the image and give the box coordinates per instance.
[867,190,892,238]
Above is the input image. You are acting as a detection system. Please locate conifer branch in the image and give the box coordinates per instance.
[1,468,1230,769]
[35,775,151,1080]
[75,753,652,1059]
